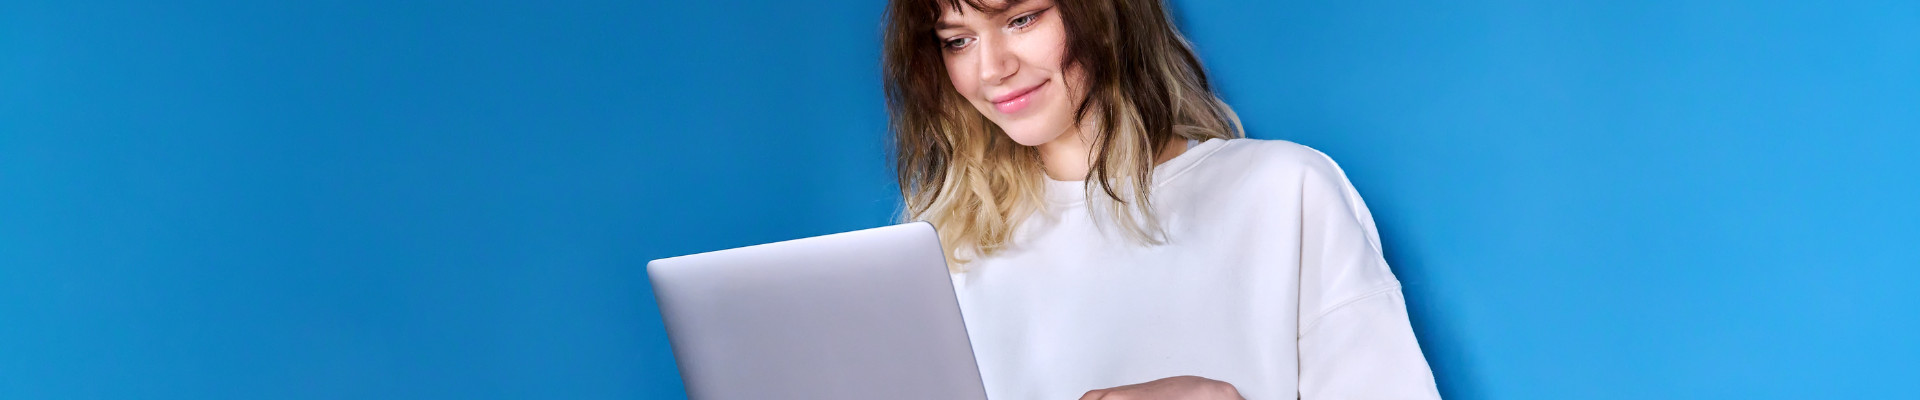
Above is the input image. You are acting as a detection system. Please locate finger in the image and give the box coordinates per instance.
[1078,389,1106,400]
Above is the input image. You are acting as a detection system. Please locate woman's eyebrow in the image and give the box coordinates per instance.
[935,0,1033,30]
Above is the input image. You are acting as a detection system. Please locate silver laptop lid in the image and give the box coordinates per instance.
[647,222,986,400]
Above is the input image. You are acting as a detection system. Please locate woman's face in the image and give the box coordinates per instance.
[937,0,1084,147]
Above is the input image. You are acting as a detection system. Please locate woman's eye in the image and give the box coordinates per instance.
[1009,13,1037,29]
[943,37,974,50]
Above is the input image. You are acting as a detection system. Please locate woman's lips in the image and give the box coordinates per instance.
[991,80,1047,115]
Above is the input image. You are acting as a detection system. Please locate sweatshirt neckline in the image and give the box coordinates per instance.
[1042,138,1229,205]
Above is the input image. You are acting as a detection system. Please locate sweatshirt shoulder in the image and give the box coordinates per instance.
[1209,138,1345,177]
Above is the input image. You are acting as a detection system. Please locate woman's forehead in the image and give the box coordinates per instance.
[935,0,1029,20]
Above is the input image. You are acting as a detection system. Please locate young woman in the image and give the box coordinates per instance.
[883,0,1443,398]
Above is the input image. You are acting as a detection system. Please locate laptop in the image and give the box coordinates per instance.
[646,222,988,400]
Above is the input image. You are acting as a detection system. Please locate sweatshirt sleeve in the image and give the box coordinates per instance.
[1293,146,1442,399]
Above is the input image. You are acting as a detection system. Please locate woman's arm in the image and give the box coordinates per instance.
[1295,147,1441,399]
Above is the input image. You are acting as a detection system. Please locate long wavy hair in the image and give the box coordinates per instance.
[883,0,1244,269]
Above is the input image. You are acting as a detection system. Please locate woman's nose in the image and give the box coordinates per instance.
[975,37,1018,86]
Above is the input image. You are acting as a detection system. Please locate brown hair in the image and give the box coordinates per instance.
[883,0,1243,268]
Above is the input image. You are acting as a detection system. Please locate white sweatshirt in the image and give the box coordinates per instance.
[950,138,1442,399]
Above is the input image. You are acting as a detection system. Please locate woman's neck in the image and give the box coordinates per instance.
[1036,126,1190,181]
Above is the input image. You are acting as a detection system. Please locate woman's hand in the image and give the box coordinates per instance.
[1078,375,1244,400]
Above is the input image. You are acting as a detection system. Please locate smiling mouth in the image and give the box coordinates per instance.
[991,79,1048,115]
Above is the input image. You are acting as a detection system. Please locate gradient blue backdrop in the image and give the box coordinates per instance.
[3,0,1915,398]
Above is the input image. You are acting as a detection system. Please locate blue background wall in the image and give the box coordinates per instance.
[2,0,1914,398]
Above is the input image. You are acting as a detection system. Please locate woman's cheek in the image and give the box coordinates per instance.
[941,55,968,93]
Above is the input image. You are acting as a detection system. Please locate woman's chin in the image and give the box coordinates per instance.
[1005,135,1050,147]
[1000,126,1069,147]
